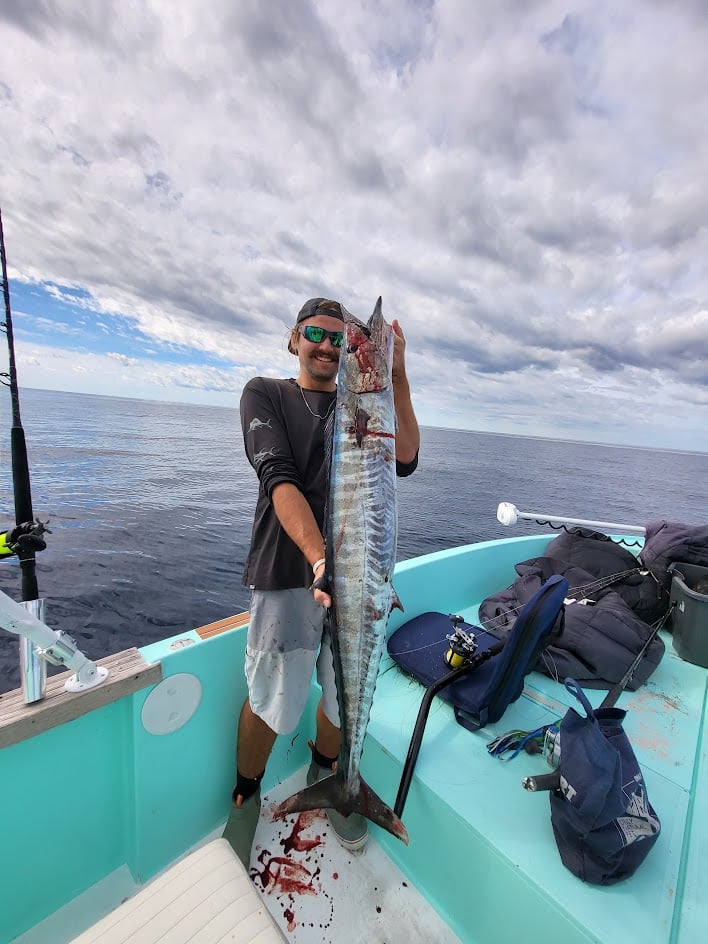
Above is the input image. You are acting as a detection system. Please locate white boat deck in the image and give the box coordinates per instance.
[251,771,462,943]
[13,769,461,944]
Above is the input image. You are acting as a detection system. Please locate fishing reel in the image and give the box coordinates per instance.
[520,724,562,792]
[444,615,478,669]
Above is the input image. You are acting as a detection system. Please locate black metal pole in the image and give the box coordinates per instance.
[394,663,472,818]
[0,206,38,601]
[394,641,504,817]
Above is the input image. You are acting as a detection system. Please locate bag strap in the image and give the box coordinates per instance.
[564,677,595,719]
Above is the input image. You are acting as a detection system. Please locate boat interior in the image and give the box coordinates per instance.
[1,533,706,943]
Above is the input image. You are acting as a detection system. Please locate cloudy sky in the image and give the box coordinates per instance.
[1,0,707,451]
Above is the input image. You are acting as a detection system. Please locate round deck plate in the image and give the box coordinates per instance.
[141,672,202,735]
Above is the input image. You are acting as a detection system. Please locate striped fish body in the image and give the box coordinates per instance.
[328,300,398,786]
[277,297,408,844]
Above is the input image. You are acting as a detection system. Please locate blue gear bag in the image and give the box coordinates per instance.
[550,678,661,885]
[387,574,568,731]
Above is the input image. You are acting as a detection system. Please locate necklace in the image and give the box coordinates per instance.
[297,383,335,421]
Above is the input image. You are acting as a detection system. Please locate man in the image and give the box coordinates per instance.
[223,297,420,865]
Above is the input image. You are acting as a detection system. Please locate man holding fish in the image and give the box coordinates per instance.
[224,296,419,866]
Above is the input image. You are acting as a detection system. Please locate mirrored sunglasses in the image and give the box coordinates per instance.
[298,325,344,348]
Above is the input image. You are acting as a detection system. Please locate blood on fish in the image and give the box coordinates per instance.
[354,408,370,446]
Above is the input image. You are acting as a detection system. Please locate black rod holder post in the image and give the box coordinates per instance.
[394,641,504,818]
[394,663,472,818]
[0,207,38,602]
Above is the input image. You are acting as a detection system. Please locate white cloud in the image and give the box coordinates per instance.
[14,338,254,405]
[1,0,707,450]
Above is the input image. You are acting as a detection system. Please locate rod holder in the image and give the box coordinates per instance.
[1,588,109,694]
[19,599,47,704]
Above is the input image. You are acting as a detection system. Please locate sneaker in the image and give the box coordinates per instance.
[222,787,261,867]
[306,760,369,852]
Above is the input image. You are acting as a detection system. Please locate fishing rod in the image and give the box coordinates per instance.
[394,632,505,818]
[0,209,105,702]
[0,207,40,602]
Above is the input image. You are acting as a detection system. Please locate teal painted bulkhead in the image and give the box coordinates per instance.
[0,623,316,943]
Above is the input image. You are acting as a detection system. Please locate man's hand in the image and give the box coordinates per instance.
[312,561,332,609]
[389,318,420,465]
[391,318,408,385]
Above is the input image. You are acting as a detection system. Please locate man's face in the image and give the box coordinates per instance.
[295,315,343,385]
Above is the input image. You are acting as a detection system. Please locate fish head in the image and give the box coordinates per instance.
[338,297,394,394]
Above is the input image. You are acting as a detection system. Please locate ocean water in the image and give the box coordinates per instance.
[1,388,706,693]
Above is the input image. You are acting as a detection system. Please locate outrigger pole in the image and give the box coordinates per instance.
[497,501,646,536]
[0,206,39,601]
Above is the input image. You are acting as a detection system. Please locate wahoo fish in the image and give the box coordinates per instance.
[276,297,408,844]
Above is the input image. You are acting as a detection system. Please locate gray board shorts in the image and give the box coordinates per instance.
[245,587,339,735]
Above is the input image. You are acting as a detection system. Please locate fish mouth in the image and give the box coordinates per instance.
[350,324,371,341]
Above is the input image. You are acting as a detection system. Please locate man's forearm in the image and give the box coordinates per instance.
[271,482,325,567]
[393,377,420,464]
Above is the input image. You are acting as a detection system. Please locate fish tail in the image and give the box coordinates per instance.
[354,775,409,845]
[275,773,409,845]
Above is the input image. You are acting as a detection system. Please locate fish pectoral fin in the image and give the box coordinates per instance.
[391,586,404,613]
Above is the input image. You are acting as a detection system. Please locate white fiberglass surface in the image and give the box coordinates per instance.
[250,769,462,944]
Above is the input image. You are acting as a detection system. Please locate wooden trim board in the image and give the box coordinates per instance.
[195,611,250,640]
[0,648,162,749]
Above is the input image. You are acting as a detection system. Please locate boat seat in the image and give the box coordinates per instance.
[70,838,286,944]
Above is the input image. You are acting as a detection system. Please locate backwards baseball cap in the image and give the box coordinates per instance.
[296,298,344,324]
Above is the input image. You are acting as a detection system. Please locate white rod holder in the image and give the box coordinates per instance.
[19,599,47,704]
[0,589,109,693]
[496,501,646,535]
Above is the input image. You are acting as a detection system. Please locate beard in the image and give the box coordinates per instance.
[302,350,339,384]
